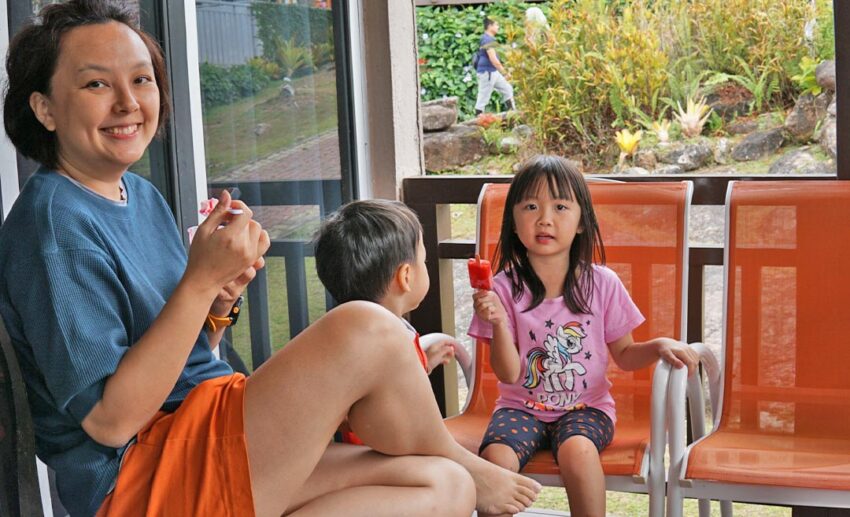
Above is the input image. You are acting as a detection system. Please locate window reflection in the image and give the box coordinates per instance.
[196,0,345,369]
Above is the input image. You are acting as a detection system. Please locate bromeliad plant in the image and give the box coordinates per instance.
[615,128,642,169]
[652,119,672,144]
[675,96,712,139]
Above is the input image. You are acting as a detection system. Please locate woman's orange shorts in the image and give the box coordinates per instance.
[96,374,255,516]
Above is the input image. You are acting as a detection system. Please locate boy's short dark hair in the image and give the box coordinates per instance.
[484,17,496,30]
[4,0,171,170]
[314,200,422,304]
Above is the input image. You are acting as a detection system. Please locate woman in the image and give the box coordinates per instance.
[0,1,540,516]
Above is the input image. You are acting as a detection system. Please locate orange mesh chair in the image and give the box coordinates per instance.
[666,181,850,517]
[445,181,693,517]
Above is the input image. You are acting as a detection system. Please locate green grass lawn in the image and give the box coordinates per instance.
[534,487,791,516]
[229,256,328,371]
[201,69,339,180]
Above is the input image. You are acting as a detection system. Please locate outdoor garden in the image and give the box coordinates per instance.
[417,0,836,178]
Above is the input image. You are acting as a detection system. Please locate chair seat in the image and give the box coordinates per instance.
[686,430,850,491]
[446,412,649,477]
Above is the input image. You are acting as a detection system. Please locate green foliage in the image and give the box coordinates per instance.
[273,36,313,78]
[251,3,333,60]
[496,0,833,160]
[416,1,535,119]
[791,56,823,96]
[200,62,272,108]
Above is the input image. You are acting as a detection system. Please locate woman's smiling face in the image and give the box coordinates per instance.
[29,21,160,177]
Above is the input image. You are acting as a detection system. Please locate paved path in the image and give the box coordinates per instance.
[214,131,341,182]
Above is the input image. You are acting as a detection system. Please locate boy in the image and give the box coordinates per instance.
[314,199,456,374]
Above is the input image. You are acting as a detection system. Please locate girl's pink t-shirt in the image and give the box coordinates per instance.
[468,265,644,424]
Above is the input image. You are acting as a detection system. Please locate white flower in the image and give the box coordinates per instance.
[420,88,427,95]
[422,33,429,41]
[463,74,472,83]
[512,42,517,48]
[455,32,462,38]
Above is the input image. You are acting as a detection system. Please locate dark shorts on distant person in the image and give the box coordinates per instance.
[479,406,614,469]
[96,373,255,516]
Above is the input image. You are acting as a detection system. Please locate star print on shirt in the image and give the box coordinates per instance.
[584,351,592,360]
[544,319,554,329]
[529,330,536,341]
[586,320,591,325]
[582,379,588,389]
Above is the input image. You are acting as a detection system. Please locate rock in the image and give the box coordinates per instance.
[713,138,732,165]
[423,125,487,172]
[512,124,533,140]
[816,60,836,92]
[727,119,759,135]
[820,118,837,159]
[731,128,784,161]
[654,164,685,175]
[705,89,752,121]
[422,96,458,112]
[768,148,836,175]
[254,123,271,136]
[657,143,713,171]
[421,105,457,132]
[634,149,657,170]
[784,92,832,143]
[828,99,837,117]
[498,136,520,154]
[619,166,650,175]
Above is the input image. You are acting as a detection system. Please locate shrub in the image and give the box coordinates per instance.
[200,61,274,109]
[416,2,536,119]
[251,3,333,60]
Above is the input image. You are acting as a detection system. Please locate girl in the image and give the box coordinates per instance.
[470,155,697,517]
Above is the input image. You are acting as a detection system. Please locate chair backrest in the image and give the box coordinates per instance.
[0,317,44,517]
[465,181,692,424]
[718,180,850,438]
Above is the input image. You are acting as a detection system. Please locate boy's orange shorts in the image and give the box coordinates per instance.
[96,373,255,516]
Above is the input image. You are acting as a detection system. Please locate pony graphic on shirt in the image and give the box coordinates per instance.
[523,321,587,393]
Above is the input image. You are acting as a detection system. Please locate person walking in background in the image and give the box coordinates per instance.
[475,17,515,116]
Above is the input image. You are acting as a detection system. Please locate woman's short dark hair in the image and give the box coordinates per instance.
[497,155,606,314]
[314,200,423,304]
[3,0,171,170]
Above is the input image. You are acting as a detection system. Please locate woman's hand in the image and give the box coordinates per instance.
[209,257,265,317]
[185,190,270,297]
[473,289,508,328]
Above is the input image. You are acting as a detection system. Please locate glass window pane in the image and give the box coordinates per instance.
[195,0,345,370]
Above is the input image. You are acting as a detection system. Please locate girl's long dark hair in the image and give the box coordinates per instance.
[496,155,606,314]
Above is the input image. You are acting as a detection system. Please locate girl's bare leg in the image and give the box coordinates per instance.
[243,302,540,516]
[478,443,523,517]
[556,436,606,517]
[284,443,473,516]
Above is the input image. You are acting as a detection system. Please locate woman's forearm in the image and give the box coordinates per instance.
[82,277,219,447]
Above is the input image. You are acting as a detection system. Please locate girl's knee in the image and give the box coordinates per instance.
[480,444,520,472]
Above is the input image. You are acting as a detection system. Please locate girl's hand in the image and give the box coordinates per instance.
[186,190,270,295]
[473,289,508,328]
[656,338,699,376]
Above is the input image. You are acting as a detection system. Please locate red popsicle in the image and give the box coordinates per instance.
[468,254,493,290]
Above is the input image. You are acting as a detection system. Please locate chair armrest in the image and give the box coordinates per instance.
[667,342,721,486]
